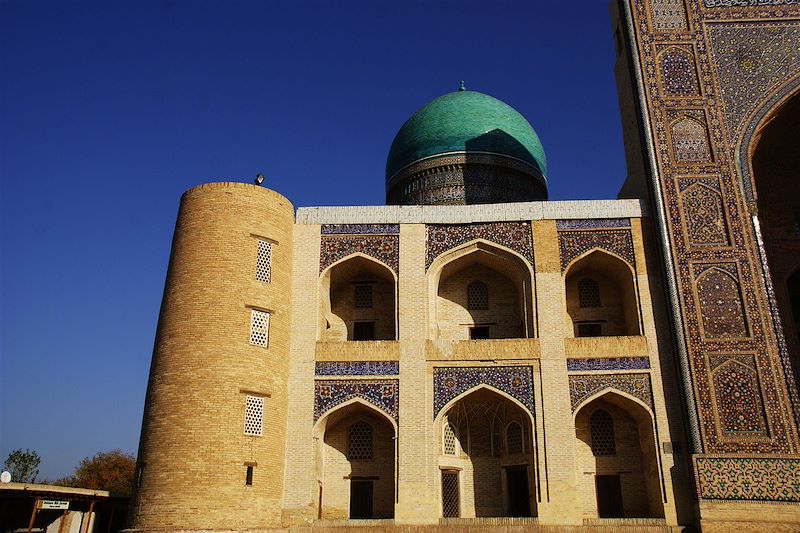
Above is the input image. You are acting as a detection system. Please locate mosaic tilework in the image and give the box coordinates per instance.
[320,235,399,274]
[694,263,749,339]
[695,456,800,502]
[658,46,700,96]
[314,379,399,422]
[426,222,534,269]
[670,115,712,163]
[628,0,800,455]
[567,357,650,372]
[707,22,800,140]
[315,361,399,376]
[558,230,635,271]
[321,224,400,235]
[433,366,534,419]
[650,0,688,31]
[681,182,730,247]
[569,373,653,412]
[555,219,631,230]
[709,355,767,436]
[705,1,799,10]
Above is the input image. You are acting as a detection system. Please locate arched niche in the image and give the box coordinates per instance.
[313,400,396,520]
[564,249,641,337]
[427,241,535,341]
[747,88,800,386]
[319,254,397,341]
[435,386,537,518]
[573,391,663,520]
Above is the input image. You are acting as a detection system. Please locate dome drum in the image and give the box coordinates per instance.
[386,152,548,205]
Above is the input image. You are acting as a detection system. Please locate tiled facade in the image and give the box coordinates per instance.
[129,2,800,531]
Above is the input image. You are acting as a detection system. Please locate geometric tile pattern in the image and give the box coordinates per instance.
[321,224,400,235]
[314,361,400,377]
[567,357,650,372]
[320,234,399,274]
[433,366,534,419]
[426,222,533,269]
[671,116,712,163]
[695,456,800,502]
[650,0,688,31]
[694,264,749,339]
[314,379,399,422]
[710,357,768,436]
[568,373,652,412]
[680,182,729,247]
[658,46,700,96]
[555,218,631,230]
[558,229,635,271]
[705,0,799,6]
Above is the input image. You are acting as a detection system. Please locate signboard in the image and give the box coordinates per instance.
[39,500,69,510]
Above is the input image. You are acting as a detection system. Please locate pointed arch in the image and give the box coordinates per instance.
[319,253,398,341]
[657,45,699,97]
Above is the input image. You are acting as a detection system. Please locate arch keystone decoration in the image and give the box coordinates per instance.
[569,374,653,413]
[320,235,399,274]
[314,379,399,423]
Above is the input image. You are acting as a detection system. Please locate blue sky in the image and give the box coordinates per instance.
[1,0,628,480]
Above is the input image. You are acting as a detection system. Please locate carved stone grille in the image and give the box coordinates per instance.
[506,422,523,454]
[441,471,460,518]
[347,421,373,460]
[244,395,263,436]
[590,409,616,456]
[467,281,489,310]
[443,422,457,455]
[578,278,601,308]
[256,240,272,283]
[250,309,270,347]
[354,285,373,309]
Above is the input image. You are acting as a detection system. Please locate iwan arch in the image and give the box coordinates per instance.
[128,2,800,532]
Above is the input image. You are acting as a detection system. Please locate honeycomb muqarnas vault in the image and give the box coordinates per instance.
[127,1,800,532]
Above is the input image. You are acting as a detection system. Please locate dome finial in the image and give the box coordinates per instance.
[458,80,466,91]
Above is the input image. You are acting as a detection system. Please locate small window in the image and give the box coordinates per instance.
[353,321,375,341]
[470,326,490,339]
[255,239,272,283]
[245,465,254,485]
[244,395,264,436]
[578,278,601,307]
[467,281,489,310]
[348,421,373,460]
[590,409,616,456]
[443,422,457,455]
[577,322,603,337]
[354,285,373,309]
[506,422,523,454]
[250,309,270,347]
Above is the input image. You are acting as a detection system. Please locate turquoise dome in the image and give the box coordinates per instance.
[386,90,547,181]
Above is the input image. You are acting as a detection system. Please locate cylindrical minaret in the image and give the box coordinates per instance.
[128,182,293,531]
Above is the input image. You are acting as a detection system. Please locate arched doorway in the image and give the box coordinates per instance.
[574,392,663,519]
[319,255,397,341]
[564,250,640,337]
[436,387,536,518]
[750,90,800,386]
[314,401,396,519]
[428,241,535,341]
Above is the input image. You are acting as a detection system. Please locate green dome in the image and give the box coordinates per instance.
[386,90,547,181]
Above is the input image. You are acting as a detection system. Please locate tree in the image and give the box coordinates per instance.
[3,449,40,483]
[57,449,136,495]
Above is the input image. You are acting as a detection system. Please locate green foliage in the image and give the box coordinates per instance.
[57,449,136,495]
[3,449,40,483]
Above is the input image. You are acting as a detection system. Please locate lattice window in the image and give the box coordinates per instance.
[250,309,270,347]
[441,471,460,518]
[354,285,373,309]
[506,421,523,454]
[590,409,616,456]
[255,239,272,283]
[578,278,601,308]
[347,421,373,460]
[467,281,489,310]
[443,422,457,455]
[244,395,264,436]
